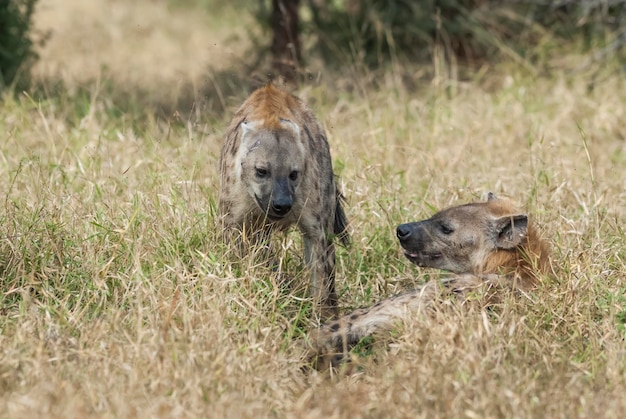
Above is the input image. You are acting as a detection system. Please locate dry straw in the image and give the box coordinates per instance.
[1,0,625,417]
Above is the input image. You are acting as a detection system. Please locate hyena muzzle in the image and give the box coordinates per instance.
[219,83,349,317]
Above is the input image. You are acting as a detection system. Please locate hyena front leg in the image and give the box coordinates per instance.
[303,232,338,318]
[307,280,441,366]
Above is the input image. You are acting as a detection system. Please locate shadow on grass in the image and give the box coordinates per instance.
[26,58,277,133]
[23,50,440,135]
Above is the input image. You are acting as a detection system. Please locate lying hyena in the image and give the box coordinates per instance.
[219,83,349,317]
[308,193,549,366]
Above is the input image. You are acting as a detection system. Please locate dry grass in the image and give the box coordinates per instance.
[1,0,626,417]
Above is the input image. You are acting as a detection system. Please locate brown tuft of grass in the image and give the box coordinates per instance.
[1,0,625,417]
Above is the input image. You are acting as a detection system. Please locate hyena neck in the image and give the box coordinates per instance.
[479,223,549,289]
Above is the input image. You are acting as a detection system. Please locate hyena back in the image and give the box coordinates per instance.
[219,83,349,316]
[308,193,549,366]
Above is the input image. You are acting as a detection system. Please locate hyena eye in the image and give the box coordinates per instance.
[289,170,299,181]
[255,167,269,178]
[440,223,454,235]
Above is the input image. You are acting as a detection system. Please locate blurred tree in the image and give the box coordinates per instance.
[271,0,300,83]
[0,0,40,91]
[257,0,626,74]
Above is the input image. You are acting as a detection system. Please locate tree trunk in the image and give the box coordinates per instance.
[271,0,300,84]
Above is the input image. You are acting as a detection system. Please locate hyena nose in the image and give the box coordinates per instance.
[396,224,413,241]
[271,198,292,215]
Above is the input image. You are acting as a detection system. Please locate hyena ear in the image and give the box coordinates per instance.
[279,118,300,137]
[240,120,258,137]
[492,214,528,249]
[486,192,498,202]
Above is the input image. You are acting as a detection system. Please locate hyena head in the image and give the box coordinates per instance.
[396,194,528,274]
[239,118,306,221]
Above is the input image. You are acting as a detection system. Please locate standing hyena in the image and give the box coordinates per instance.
[308,193,550,366]
[219,83,349,316]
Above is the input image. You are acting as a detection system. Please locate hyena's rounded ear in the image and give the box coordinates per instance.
[240,120,258,137]
[492,214,528,249]
[485,192,498,202]
[279,118,300,137]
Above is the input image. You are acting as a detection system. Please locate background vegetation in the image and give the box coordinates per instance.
[1,0,626,417]
[0,0,41,90]
[302,0,626,65]
[249,0,626,82]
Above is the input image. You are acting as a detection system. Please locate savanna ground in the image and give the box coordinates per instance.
[1,0,626,417]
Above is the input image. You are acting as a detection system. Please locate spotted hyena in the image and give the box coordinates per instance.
[219,83,349,316]
[308,193,550,366]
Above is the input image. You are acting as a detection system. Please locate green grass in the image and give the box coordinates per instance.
[1,0,626,417]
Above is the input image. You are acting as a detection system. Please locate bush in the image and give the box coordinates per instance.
[0,0,40,91]
[304,0,626,67]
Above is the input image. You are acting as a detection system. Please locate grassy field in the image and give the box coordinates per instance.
[2,0,626,417]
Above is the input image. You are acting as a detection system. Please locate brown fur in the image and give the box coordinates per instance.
[219,83,349,318]
[307,194,550,368]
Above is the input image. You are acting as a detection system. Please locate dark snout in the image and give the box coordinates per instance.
[396,222,418,246]
[397,221,429,265]
[269,178,293,219]
[271,195,293,217]
[397,221,427,254]
[397,220,448,268]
